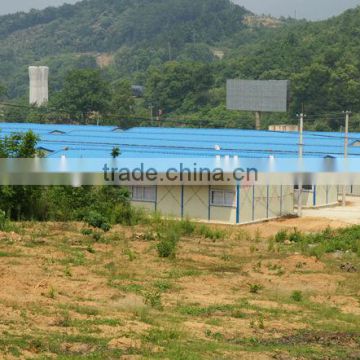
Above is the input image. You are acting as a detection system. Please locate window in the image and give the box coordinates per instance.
[210,189,236,207]
[131,186,156,202]
[294,185,313,191]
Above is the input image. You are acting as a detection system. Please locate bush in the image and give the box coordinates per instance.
[275,229,287,243]
[0,210,9,231]
[178,219,196,236]
[81,228,93,236]
[111,203,145,226]
[289,228,303,243]
[249,283,263,294]
[157,238,177,258]
[291,290,303,302]
[84,210,111,232]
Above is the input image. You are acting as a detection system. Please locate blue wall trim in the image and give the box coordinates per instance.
[236,184,240,224]
[208,185,211,221]
[181,185,184,219]
[266,185,270,218]
[252,185,255,221]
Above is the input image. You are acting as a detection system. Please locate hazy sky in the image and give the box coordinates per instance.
[235,0,360,20]
[1,0,360,20]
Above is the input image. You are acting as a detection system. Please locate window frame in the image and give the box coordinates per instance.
[210,189,236,208]
[131,186,157,203]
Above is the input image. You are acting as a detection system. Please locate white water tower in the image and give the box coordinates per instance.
[29,66,49,106]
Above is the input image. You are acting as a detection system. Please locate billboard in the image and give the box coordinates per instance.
[226,80,290,112]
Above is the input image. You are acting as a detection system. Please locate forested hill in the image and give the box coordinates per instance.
[0,0,250,55]
[2,0,360,130]
[0,0,254,97]
[226,6,360,115]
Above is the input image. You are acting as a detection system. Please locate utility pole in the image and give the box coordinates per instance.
[297,112,305,217]
[342,110,351,206]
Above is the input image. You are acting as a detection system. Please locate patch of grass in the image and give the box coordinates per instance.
[59,250,86,266]
[198,225,225,241]
[293,225,360,259]
[0,251,22,257]
[153,279,172,292]
[123,248,136,261]
[60,304,100,316]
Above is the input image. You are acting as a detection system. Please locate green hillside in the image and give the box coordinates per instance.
[2,0,360,130]
[0,0,251,97]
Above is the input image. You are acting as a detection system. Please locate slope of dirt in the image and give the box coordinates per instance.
[0,219,359,359]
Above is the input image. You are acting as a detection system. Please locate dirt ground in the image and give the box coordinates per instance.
[0,217,359,359]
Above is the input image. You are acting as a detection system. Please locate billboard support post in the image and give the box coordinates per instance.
[255,111,261,130]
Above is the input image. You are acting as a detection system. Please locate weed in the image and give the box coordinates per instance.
[249,283,263,294]
[55,310,71,327]
[178,218,196,236]
[123,248,136,261]
[275,229,288,243]
[254,229,262,243]
[64,267,72,277]
[154,280,172,292]
[87,244,96,253]
[92,231,103,242]
[81,228,93,236]
[289,228,303,243]
[198,225,224,241]
[144,290,163,310]
[291,290,303,302]
[47,286,56,299]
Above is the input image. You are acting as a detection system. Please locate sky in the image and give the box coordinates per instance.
[0,0,360,20]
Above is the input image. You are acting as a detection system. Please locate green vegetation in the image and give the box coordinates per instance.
[2,0,360,129]
[274,226,360,258]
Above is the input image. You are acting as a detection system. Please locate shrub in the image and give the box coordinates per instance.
[291,290,303,302]
[249,283,263,294]
[81,228,93,236]
[92,231,103,242]
[0,210,10,231]
[84,210,111,232]
[275,229,287,243]
[157,238,177,258]
[111,203,145,226]
[178,219,196,236]
[289,228,303,243]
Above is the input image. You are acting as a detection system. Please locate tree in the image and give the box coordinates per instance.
[111,146,121,158]
[56,69,110,122]
[0,131,41,220]
[0,83,6,99]
[145,61,214,113]
[110,80,135,116]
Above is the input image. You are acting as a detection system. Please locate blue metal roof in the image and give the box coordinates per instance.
[0,122,359,159]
